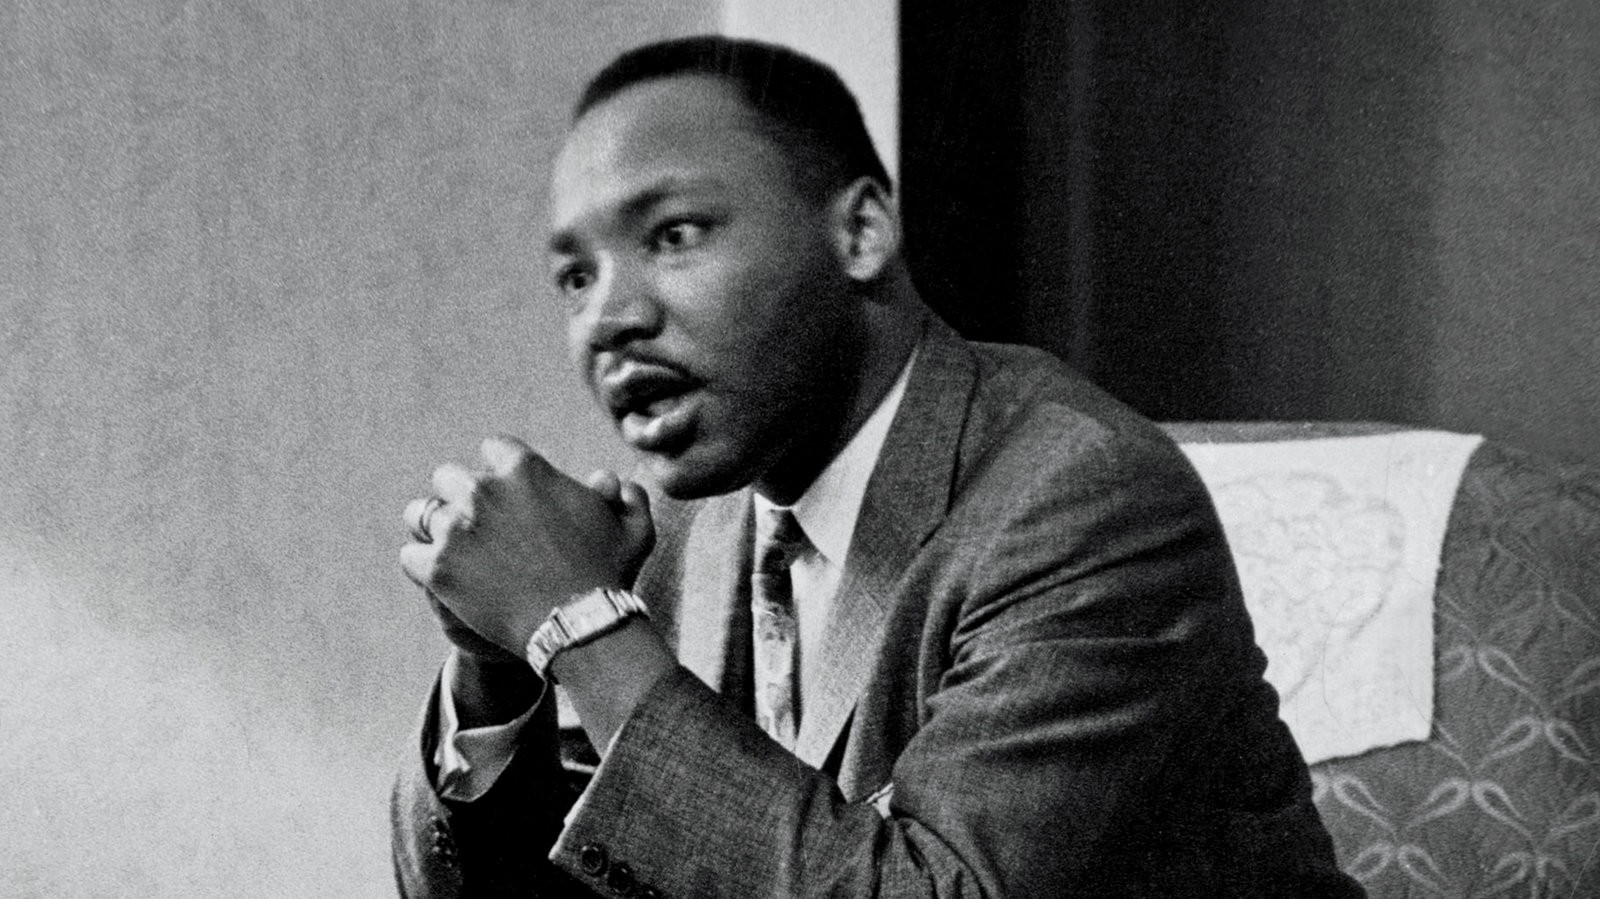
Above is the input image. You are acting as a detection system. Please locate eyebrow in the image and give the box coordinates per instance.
[547,175,725,255]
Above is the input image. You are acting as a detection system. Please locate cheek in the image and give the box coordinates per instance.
[695,275,835,369]
[564,320,594,383]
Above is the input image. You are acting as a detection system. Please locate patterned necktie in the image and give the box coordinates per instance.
[751,506,809,750]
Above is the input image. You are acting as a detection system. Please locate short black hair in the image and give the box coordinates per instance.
[576,35,892,201]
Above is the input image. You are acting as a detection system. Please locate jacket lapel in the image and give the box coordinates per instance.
[793,321,979,767]
[672,490,756,713]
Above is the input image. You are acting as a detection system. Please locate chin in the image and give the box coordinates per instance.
[642,444,762,501]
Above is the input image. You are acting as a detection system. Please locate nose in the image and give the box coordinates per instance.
[574,259,662,353]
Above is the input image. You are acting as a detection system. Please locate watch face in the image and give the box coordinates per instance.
[560,590,621,637]
[528,590,648,676]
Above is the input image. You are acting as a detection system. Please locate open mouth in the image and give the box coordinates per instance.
[602,363,703,451]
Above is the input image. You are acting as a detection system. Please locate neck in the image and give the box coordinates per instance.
[755,275,926,506]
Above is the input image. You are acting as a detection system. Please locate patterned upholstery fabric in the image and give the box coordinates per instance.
[1164,423,1600,898]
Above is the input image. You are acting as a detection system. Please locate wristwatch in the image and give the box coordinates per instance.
[525,587,649,678]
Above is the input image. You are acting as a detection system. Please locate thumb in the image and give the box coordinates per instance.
[616,480,656,582]
[480,434,540,479]
[617,479,653,529]
[584,469,624,506]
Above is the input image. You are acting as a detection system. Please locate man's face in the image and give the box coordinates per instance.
[549,76,860,500]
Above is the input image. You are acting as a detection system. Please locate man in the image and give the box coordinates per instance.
[393,36,1361,898]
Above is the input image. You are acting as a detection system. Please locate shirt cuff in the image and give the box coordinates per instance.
[433,649,541,802]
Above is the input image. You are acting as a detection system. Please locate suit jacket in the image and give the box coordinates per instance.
[393,320,1362,898]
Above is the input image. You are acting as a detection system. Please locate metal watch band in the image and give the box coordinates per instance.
[525,587,649,677]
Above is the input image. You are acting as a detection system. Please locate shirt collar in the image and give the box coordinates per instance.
[754,345,919,568]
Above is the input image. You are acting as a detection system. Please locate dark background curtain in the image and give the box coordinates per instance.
[900,0,1600,465]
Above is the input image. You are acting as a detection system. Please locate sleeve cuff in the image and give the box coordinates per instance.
[434,649,543,802]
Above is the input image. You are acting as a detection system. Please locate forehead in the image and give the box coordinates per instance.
[549,75,798,233]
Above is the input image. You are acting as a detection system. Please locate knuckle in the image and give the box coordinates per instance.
[401,556,430,589]
[510,453,539,480]
[425,559,452,592]
[510,444,546,474]
[442,511,475,537]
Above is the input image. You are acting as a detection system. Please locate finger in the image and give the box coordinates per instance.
[431,463,480,509]
[613,480,656,583]
[617,479,656,551]
[618,479,652,519]
[408,489,468,542]
[586,469,623,505]
[402,496,438,542]
[480,434,540,479]
[400,541,442,590]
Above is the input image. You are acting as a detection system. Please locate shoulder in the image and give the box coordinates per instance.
[952,340,1207,513]
[922,339,1239,617]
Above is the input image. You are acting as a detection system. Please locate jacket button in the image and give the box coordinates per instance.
[605,861,637,896]
[579,842,609,877]
[428,820,456,863]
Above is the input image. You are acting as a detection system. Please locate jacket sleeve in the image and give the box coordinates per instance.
[545,437,1353,897]
[391,675,599,899]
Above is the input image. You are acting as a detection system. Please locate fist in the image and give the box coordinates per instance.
[401,435,655,655]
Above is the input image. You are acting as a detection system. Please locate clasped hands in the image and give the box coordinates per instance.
[401,435,656,662]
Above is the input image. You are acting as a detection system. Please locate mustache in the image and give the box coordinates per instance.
[594,351,704,415]
[592,347,693,383]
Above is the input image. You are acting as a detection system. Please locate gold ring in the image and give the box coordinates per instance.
[411,496,446,543]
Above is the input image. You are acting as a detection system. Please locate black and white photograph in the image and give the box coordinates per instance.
[3,2,1596,896]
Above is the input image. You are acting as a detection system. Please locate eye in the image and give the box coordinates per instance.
[650,219,709,253]
[554,264,593,296]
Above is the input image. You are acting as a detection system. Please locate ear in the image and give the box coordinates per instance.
[829,176,900,283]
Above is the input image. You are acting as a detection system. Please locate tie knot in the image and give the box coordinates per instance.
[755,507,809,574]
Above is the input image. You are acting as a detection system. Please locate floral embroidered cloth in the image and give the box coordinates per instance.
[1168,423,1600,897]
[1181,431,1483,764]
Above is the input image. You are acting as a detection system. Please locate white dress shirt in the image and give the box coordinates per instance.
[435,349,918,800]
[752,347,914,696]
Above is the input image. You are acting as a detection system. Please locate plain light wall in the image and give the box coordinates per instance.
[723,0,899,181]
[0,1,717,895]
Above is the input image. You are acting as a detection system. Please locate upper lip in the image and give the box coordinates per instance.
[597,356,702,418]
